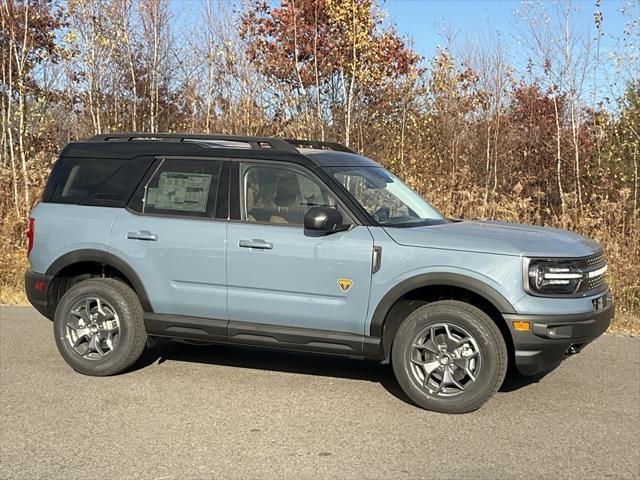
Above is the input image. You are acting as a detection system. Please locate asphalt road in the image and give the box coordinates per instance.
[1,306,639,480]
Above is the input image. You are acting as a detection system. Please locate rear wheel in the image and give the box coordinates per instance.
[53,278,147,376]
[392,300,507,413]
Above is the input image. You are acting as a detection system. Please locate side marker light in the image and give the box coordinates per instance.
[512,321,530,331]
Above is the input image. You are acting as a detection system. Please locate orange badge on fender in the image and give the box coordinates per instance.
[337,279,353,292]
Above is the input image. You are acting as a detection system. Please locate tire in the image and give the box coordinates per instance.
[53,278,147,376]
[391,300,507,414]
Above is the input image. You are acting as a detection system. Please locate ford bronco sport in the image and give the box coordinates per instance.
[25,133,614,413]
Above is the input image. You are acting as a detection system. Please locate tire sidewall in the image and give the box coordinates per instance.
[392,301,507,413]
[54,279,143,376]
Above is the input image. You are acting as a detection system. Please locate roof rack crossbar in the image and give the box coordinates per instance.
[88,132,298,152]
[284,139,355,154]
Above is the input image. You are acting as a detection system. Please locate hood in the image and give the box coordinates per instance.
[383,220,602,258]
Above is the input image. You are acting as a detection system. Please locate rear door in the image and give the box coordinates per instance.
[108,157,228,323]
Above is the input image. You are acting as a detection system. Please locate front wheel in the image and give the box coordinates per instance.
[53,278,147,376]
[392,300,507,413]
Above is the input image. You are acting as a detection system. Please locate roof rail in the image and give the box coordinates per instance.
[88,132,298,152]
[285,139,356,154]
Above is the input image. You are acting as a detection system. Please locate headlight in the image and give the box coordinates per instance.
[524,253,609,297]
[527,259,584,295]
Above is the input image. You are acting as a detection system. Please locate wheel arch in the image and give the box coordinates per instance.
[366,273,516,361]
[44,249,153,314]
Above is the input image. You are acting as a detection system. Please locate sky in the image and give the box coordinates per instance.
[379,0,637,103]
[170,0,634,43]
[171,0,638,101]
[171,0,635,60]
[380,0,631,60]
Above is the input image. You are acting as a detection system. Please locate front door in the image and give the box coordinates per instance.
[226,160,374,336]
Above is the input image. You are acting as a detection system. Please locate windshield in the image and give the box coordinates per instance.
[326,166,446,227]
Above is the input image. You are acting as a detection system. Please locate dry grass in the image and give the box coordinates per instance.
[0,215,29,305]
[609,313,640,336]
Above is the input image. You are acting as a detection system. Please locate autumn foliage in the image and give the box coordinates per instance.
[241,0,418,87]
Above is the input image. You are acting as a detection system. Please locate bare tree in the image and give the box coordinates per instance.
[462,29,511,201]
[114,0,140,131]
[139,0,172,133]
[1,1,20,215]
[2,0,32,211]
[519,0,595,210]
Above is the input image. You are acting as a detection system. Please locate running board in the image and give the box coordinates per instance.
[143,313,372,358]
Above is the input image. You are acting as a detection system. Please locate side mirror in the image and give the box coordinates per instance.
[304,206,350,236]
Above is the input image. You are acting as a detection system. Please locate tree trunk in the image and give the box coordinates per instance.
[122,3,138,132]
[493,112,500,192]
[552,93,565,212]
[291,0,311,135]
[399,97,407,176]
[14,2,31,212]
[313,1,324,141]
[1,22,20,216]
[344,2,358,147]
[484,121,491,203]
[570,102,582,209]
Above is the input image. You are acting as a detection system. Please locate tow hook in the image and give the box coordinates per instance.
[566,344,583,355]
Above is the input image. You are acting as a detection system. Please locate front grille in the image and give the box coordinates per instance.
[576,252,608,295]
[576,252,606,270]
[587,274,606,291]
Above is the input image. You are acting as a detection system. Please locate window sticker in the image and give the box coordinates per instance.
[146,172,212,212]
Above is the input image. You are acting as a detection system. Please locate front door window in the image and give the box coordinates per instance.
[240,163,339,225]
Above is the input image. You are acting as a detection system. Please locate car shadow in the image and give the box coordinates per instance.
[129,339,550,405]
[500,366,551,392]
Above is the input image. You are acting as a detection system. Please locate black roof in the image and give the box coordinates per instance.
[60,133,381,168]
[302,150,380,168]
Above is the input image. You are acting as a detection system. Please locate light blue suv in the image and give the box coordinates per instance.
[25,133,614,413]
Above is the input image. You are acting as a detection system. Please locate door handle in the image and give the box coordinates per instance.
[239,239,273,250]
[127,230,158,241]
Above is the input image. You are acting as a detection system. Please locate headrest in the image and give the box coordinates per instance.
[274,176,298,207]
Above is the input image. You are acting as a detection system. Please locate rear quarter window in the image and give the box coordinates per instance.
[51,157,154,207]
[52,158,125,204]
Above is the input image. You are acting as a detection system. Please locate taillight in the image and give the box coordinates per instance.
[27,218,35,256]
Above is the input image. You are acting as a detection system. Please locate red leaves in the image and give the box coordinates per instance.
[239,0,419,90]
[1,0,65,79]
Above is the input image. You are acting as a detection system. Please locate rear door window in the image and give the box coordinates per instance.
[129,158,222,218]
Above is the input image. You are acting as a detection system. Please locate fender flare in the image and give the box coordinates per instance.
[368,272,516,338]
[45,248,153,312]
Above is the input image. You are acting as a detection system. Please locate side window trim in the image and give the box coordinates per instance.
[229,159,241,220]
[141,158,165,214]
[42,155,66,202]
[215,161,231,220]
[230,159,356,226]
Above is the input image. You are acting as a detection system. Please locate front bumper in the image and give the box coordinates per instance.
[505,292,614,376]
[25,270,54,319]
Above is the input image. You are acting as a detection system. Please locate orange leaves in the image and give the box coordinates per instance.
[240,0,419,91]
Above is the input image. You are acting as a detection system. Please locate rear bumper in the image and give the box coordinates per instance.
[24,270,53,319]
[505,293,614,376]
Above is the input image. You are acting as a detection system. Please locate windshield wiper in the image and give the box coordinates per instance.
[380,218,448,228]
